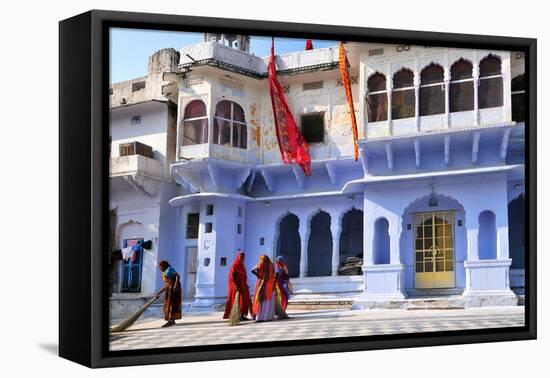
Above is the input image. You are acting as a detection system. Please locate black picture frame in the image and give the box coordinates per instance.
[59,9,537,368]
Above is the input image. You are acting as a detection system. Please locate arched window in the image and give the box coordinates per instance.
[512,74,525,122]
[373,218,390,264]
[478,210,497,260]
[308,211,332,277]
[276,213,301,278]
[419,63,445,116]
[367,73,388,122]
[479,55,503,109]
[450,59,474,112]
[182,100,208,146]
[391,69,415,119]
[213,100,247,149]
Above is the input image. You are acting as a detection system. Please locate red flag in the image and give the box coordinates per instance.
[305,39,313,50]
[338,41,359,161]
[268,38,311,176]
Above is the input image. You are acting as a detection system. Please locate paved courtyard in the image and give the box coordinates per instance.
[109,306,524,351]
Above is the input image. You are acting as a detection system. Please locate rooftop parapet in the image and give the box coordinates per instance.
[179,41,341,77]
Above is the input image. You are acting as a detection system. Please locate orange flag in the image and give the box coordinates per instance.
[338,41,359,161]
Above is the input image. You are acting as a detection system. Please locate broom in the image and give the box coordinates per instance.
[228,291,241,326]
[110,291,162,333]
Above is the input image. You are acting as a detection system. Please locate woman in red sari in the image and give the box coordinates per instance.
[251,255,276,322]
[223,251,252,321]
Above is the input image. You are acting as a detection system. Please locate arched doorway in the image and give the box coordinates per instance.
[508,195,525,269]
[308,211,332,277]
[339,209,364,274]
[401,193,466,291]
[276,213,301,278]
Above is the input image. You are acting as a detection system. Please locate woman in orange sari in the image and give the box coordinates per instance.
[250,255,276,322]
[158,260,182,327]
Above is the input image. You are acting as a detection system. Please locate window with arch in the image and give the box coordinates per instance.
[478,210,497,260]
[391,68,415,119]
[419,63,445,116]
[479,55,503,109]
[512,74,525,122]
[182,100,209,146]
[450,59,474,112]
[373,218,390,265]
[366,73,388,122]
[213,100,247,149]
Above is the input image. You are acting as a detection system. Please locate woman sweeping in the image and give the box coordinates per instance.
[223,251,252,322]
[275,256,293,312]
[158,260,182,328]
[250,255,276,322]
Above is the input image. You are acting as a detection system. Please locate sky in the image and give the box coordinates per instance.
[110,28,338,83]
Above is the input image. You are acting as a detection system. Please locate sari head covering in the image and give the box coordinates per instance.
[251,255,276,317]
[223,251,251,319]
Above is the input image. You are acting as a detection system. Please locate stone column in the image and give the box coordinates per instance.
[444,79,451,128]
[387,78,393,135]
[496,212,510,260]
[473,63,480,126]
[299,219,308,278]
[414,78,420,131]
[389,216,401,265]
[466,226,479,261]
[331,217,340,276]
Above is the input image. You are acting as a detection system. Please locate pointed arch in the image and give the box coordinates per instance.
[307,209,332,277]
[275,211,301,278]
[338,207,364,272]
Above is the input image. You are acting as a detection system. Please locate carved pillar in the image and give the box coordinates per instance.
[473,63,480,126]
[444,79,450,128]
[387,79,393,135]
[299,219,308,278]
[330,217,340,276]
[414,79,420,131]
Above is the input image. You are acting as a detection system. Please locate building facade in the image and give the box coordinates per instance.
[109,36,526,316]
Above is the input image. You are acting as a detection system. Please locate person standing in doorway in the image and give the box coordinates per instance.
[223,250,252,321]
[158,260,182,328]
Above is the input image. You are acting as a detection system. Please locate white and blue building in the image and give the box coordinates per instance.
[109,34,526,316]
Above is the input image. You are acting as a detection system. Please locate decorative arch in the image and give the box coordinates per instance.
[478,210,497,260]
[116,219,144,248]
[373,217,390,265]
[399,191,467,274]
[274,211,301,278]
[392,68,415,120]
[450,58,474,112]
[478,54,503,109]
[307,209,332,277]
[182,99,209,146]
[419,63,445,116]
[213,100,247,148]
[338,207,364,271]
[366,72,388,122]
